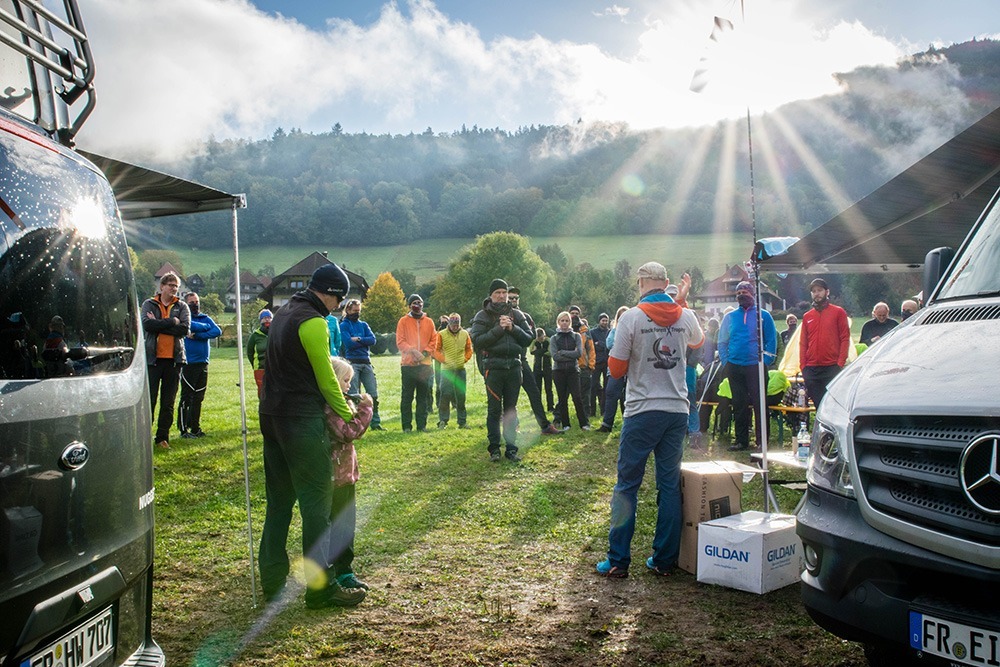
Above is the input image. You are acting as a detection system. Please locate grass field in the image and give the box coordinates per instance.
[150,349,865,666]
[170,233,752,283]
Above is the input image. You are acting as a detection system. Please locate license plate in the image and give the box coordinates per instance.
[20,606,114,667]
[910,611,1000,666]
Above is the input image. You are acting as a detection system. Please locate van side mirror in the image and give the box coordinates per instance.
[923,247,954,303]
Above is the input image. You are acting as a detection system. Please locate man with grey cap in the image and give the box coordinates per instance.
[259,262,366,609]
[597,261,703,578]
[470,278,534,462]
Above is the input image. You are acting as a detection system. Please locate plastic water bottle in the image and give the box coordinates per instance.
[797,423,811,459]
[797,386,807,407]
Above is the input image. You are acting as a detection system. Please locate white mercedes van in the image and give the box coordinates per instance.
[797,181,1000,666]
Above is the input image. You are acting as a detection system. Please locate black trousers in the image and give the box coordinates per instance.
[148,358,180,444]
[590,362,608,416]
[578,368,593,419]
[520,358,552,429]
[400,364,432,430]
[554,368,589,429]
[727,363,764,448]
[533,362,554,412]
[802,365,841,409]
[484,365,522,453]
[258,412,334,596]
[178,362,209,434]
[328,483,356,576]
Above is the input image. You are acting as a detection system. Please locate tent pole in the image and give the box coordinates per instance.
[230,197,258,607]
[745,107,773,513]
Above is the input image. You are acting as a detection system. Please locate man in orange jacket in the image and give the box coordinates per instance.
[396,294,437,432]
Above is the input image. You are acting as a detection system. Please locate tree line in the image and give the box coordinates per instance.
[130,41,1000,252]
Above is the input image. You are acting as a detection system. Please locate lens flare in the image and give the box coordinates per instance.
[62,198,108,239]
[621,174,645,197]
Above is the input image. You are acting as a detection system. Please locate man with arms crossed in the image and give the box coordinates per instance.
[597,262,703,577]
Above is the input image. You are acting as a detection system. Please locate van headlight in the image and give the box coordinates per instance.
[806,390,855,498]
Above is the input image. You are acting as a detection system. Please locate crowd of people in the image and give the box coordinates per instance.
[142,262,920,608]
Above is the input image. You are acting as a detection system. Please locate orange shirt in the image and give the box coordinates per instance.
[155,295,179,359]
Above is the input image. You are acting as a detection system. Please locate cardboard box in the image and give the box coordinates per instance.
[678,461,744,574]
[696,510,802,594]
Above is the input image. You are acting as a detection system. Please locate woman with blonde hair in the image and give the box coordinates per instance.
[549,311,591,431]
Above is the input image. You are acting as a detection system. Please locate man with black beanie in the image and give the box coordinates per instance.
[470,279,534,461]
[259,262,366,609]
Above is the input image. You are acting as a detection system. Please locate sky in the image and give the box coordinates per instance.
[77,0,1000,161]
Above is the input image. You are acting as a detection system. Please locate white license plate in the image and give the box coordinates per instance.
[910,611,1000,666]
[21,606,114,667]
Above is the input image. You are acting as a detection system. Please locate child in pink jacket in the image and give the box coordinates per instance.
[324,357,374,592]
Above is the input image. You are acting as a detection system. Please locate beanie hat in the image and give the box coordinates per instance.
[488,278,508,295]
[598,312,609,321]
[259,309,273,321]
[407,294,423,305]
[568,304,581,314]
[809,278,829,290]
[308,263,350,298]
[735,281,753,293]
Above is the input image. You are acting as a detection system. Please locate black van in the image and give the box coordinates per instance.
[1,1,164,665]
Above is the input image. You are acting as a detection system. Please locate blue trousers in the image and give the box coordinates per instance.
[606,410,687,570]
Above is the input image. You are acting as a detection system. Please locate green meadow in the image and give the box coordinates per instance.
[150,348,864,666]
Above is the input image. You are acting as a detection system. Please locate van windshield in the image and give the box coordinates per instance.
[936,192,1000,301]
[0,132,137,380]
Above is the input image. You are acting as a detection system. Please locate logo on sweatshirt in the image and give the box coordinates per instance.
[651,338,679,370]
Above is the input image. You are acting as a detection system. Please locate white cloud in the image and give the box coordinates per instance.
[77,0,912,162]
[594,5,631,21]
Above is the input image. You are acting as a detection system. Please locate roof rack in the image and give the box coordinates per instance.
[0,0,95,144]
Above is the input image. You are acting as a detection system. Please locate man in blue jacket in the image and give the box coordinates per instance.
[339,298,383,430]
[717,281,777,451]
[178,292,223,439]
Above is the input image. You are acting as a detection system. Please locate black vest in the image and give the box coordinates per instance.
[260,290,330,417]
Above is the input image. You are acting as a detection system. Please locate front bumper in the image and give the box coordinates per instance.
[796,485,1000,648]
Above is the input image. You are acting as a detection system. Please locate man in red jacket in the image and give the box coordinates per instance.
[799,278,850,408]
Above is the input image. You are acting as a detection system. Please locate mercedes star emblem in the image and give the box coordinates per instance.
[960,434,1000,515]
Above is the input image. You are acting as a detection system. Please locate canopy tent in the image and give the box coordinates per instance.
[79,150,244,219]
[759,106,1000,274]
[82,150,259,605]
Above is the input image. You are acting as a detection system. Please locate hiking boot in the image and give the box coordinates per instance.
[180,432,196,439]
[540,424,562,435]
[370,424,385,431]
[437,421,447,429]
[596,559,628,578]
[490,450,502,462]
[581,424,592,431]
[192,430,207,438]
[597,424,613,433]
[728,443,749,451]
[458,423,470,429]
[336,572,370,591]
[156,440,170,449]
[504,451,522,463]
[646,557,675,577]
[304,581,366,609]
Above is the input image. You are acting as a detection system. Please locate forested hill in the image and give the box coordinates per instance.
[137,39,1000,250]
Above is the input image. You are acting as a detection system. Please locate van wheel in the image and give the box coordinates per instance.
[863,643,921,667]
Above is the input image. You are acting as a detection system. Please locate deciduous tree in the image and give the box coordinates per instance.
[363,272,408,334]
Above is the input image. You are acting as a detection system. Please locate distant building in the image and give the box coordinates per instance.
[259,251,369,310]
[153,262,186,295]
[186,273,206,294]
[692,264,784,317]
[226,270,269,309]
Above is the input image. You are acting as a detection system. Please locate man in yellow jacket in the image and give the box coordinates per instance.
[396,294,438,432]
[433,313,473,428]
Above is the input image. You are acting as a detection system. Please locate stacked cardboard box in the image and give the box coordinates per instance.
[697,510,802,594]
[678,461,745,575]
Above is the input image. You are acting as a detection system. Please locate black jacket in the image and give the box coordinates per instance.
[469,298,533,370]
